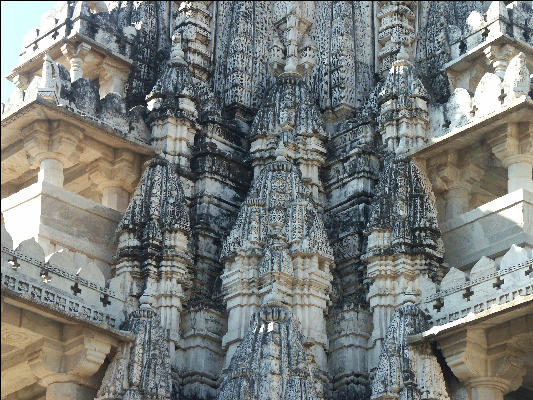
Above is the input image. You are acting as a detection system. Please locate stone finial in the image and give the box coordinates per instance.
[274,140,290,161]
[396,44,410,63]
[170,32,186,65]
[60,42,91,82]
[139,289,155,309]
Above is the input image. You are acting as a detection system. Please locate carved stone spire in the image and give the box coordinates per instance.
[114,156,191,331]
[146,33,197,120]
[220,156,333,386]
[378,47,430,155]
[217,307,322,400]
[248,74,327,201]
[370,302,450,400]
[376,1,417,75]
[174,1,212,82]
[363,154,445,373]
[365,156,444,271]
[96,290,174,400]
[145,33,199,169]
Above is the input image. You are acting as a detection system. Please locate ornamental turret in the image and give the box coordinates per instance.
[220,146,333,389]
[112,156,191,333]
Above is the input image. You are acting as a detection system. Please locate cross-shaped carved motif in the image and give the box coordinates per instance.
[100,294,111,307]
[493,276,504,289]
[433,297,444,312]
[463,286,473,301]
[71,282,82,296]
[498,89,506,104]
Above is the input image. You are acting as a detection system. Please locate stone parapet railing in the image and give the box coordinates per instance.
[420,243,533,326]
[1,226,126,328]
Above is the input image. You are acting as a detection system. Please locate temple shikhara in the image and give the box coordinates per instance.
[2,1,533,399]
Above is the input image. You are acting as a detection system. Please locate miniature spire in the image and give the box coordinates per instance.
[170,32,186,66]
[274,140,290,161]
[217,307,322,400]
[396,44,410,63]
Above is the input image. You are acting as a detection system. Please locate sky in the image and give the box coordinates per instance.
[1,1,57,103]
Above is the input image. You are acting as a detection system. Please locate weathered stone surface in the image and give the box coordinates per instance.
[96,293,173,400]
[370,303,450,400]
[2,2,533,400]
[217,307,321,400]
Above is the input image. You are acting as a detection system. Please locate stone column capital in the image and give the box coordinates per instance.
[22,120,84,168]
[438,152,484,192]
[60,42,91,60]
[439,327,527,397]
[87,152,139,193]
[61,42,91,82]
[26,333,112,387]
[490,122,532,165]
[484,44,516,79]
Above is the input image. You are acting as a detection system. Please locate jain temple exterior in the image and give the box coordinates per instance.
[1,1,533,400]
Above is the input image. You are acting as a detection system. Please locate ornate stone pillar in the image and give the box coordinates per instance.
[98,57,130,98]
[23,120,84,188]
[61,43,91,82]
[88,150,139,212]
[491,122,533,193]
[38,158,64,187]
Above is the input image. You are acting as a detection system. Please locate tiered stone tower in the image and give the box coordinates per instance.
[1,2,532,400]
